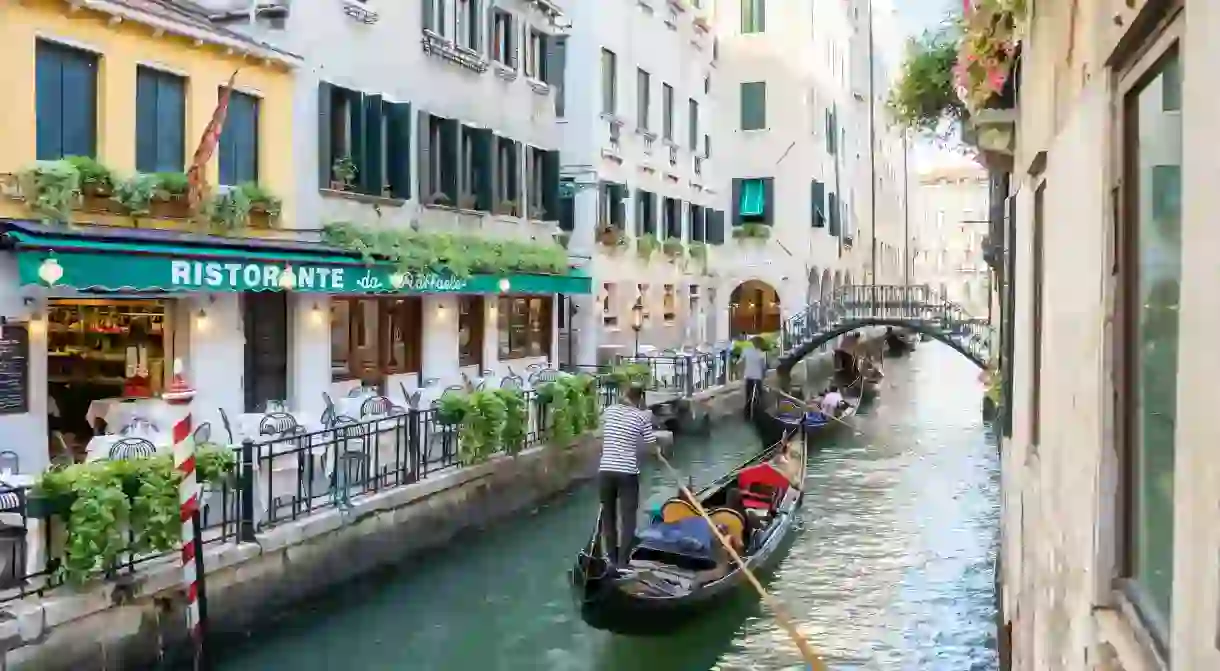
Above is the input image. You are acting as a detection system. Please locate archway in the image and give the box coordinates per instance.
[806,266,821,305]
[833,270,842,295]
[820,269,833,301]
[729,279,781,336]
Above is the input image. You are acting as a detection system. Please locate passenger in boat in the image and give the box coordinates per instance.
[819,386,845,418]
[741,336,768,419]
[598,385,657,572]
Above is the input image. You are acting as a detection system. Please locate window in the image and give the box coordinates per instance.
[601,48,617,115]
[525,28,547,80]
[688,99,699,149]
[527,145,545,218]
[330,298,423,381]
[219,90,259,186]
[602,283,618,327]
[457,0,480,51]
[496,136,520,210]
[553,36,567,117]
[662,84,675,140]
[1119,44,1182,635]
[600,181,625,230]
[663,285,676,323]
[35,40,98,160]
[739,179,765,218]
[422,0,447,36]
[492,9,516,66]
[635,189,656,236]
[664,197,681,239]
[704,133,711,158]
[636,69,651,130]
[319,84,410,198]
[497,296,553,360]
[689,204,705,242]
[421,113,460,205]
[740,0,765,33]
[458,296,485,367]
[135,67,186,173]
[741,82,766,130]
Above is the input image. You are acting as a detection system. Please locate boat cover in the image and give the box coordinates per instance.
[777,411,828,427]
[635,517,716,563]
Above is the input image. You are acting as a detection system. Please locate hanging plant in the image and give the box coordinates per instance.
[206,186,253,230]
[888,20,968,132]
[436,392,472,425]
[65,156,115,197]
[540,374,599,445]
[732,223,772,240]
[955,0,1025,114]
[636,235,659,260]
[321,221,570,278]
[239,182,282,218]
[17,160,81,224]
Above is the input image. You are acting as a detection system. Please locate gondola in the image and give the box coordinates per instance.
[885,329,912,356]
[766,395,858,441]
[571,412,808,635]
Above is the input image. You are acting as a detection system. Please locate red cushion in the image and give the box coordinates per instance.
[738,463,789,505]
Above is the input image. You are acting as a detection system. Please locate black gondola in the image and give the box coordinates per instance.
[884,329,911,356]
[571,412,808,635]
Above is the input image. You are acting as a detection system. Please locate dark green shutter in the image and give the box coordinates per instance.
[826,109,836,155]
[811,179,826,227]
[347,90,365,190]
[135,68,159,172]
[489,135,502,209]
[741,82,765,130]
[470,0,481,51]
[612,183,626,230]
[422,0,433,31]
[362,94,384,195]
[731,178,743,228]
[474,128,494,211]
[417,110,431,198]
[317,82,333,189]
[559,179,575,231]
[538,34,550,82]
[509,141,521,207]
[762,177,774,227]
[440,118,459,202]
[60,45,98,159]
[157,72,186,171]
[828,192,839,236]
[706,209,722,244]
[35,41,65,160]
[386,101,412,200]
[634,188,645,235]
[541,149,559,220]
[550,36,567,117]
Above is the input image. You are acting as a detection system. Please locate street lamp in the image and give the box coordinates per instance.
[631,298,644,358]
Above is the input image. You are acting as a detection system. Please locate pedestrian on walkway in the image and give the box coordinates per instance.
[598,385,656,572]
[742,336,768,418]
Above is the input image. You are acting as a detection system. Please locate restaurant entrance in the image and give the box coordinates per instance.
[242,292,288,413]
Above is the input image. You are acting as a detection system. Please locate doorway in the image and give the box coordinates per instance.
[243,293,288,413]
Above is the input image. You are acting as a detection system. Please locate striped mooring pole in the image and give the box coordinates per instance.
[171,409,210,670]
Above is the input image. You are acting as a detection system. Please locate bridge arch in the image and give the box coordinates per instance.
[728,279,781,336]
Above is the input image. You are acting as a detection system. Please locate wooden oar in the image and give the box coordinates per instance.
[652,447,828,671]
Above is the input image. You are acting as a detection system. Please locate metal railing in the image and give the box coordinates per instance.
[563,349,737,398]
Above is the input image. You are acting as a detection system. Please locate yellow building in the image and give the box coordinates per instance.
[0,0,299,228]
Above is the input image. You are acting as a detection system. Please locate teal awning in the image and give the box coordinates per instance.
[740,179,765,217]
[4,221,592,296]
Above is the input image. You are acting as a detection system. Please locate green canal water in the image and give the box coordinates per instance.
[215,346,999,670]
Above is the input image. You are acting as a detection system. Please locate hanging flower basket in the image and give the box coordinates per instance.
[955,0,1025,115]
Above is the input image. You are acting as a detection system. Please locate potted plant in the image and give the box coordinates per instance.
[495,199,519,216]
[732,223,772,241]
[239,182,282,226]
[206,186,253,230]
[17,160,81,224]
[887,22,967,133]
[458,192,478,210]
[662,238,685,258]
[331,156,358,191]
[636,235,659,260]
[66,156,115,200]
[428,191,452,207]
[597,225,623,247]
[149,172,191,219]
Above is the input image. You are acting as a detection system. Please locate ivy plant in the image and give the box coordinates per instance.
[606,362,651,389]
[207,186,254,230]
[17,160,81,224]
[322,221,570,278]
[112,173,161,215]
[65,156,115,196]
[889,21,968,132]
[493,388,529,456]
[539,374,599,446]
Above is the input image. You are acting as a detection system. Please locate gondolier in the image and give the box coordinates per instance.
[741,336,768,418]
[598,385,657,572]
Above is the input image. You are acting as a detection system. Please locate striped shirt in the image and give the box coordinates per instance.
[599,403,656,474]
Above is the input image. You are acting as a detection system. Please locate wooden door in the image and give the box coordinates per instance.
[243,292,288,413]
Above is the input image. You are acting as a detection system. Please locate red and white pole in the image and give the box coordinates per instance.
[172,411,200,639]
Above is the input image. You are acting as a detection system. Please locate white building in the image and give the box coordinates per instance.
[912,165,990,318]
[190,0,579,416]
[712,0,910,339]
[560,0,725,363]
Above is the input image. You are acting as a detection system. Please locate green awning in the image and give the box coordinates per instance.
[5,223,592,296]
[740,179,765,218]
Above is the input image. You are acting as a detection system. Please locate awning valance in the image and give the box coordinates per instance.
[3,220,592,296]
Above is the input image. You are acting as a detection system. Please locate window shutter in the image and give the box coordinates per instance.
[317,82,333,190]
[347,90,365,190]
[811,179,826,227]
[135,68,159,173]
[157,73,186,172]
[825,109,835,154]
[762,177,774,227]
[731,178,743,228]
[634,188,646,236]
[362,94,384,195]
[708,209,724,244]
[474,128,494,211]
[538,34,550,82]
[470,0,481,52]
[385,101,412,200]
[550,36,567,117]
[828,192,839,236]
[490,134,502,207]
[612,183,627,230]
[508,15,518,68]
[509,140,522,207]
[417,110,431,198]
[542,149,559,220]
[558,179,575,231]
[440,118,460,202]
[422,0,433,31]
[35,42,66,160]
[60,47,98,159]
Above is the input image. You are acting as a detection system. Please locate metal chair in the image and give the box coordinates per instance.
[399,382,422,410]
[529,369,560,386]
[109,437,156,460]
[218,408,235,444]
[330,415,369,508]
[192,422,213,446]
[346,386,366,398]
[360,395,395,418]
[259,412,299,437]
[499,375,525,391]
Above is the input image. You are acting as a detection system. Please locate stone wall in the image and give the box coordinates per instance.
[0,383,751,671]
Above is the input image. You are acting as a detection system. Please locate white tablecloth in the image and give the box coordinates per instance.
[84,431,172,462]
[86,398,176,433]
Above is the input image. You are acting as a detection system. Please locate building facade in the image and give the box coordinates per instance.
[561,0,726,363]
[995,0,1219,669]
[912,164,990,318]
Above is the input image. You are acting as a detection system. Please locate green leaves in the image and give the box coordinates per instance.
[322,221,569,279]
[887,21,968,132]
[33,447,237,585]
[540,374,599,447]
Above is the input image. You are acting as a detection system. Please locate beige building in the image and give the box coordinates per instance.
[994,0,1217,669]
[912,164,990,318]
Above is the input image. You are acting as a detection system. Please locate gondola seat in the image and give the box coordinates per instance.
[737,462,790,511]
[707,507,746,550]
[660,497,700,523]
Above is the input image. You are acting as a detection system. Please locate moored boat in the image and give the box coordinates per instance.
[571,415,808,636]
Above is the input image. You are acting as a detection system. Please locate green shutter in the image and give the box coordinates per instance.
[385,102,412,200]
[828,192,839,236]
[361,94,384,195]
[417,110,431,198]
[135,67,159,173]
[318,83,334,189]
[440,118,460,202]
[422,0,433,31]
[347,90,365,191]
[731,178,743,227]
[741,82,765,130]
[825,108,836,155]
[542,149,559,220]
[474,128,494,211]
[811,179,826,227]
[558,178,575,231]
[740,179,765,218]
[509,141,521,207]
[59,45,98,159]
[762,178,774,226]
[36,41,65,160]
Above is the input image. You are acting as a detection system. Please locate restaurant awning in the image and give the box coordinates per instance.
[1,220,592,295]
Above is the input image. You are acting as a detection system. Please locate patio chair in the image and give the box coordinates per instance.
[109,437,156,460]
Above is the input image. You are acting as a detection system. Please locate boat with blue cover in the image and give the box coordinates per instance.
[571,412,808,635]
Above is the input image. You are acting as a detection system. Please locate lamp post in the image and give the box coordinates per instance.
[631,298,644,359]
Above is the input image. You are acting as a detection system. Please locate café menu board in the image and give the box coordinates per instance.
[0,324,28,415]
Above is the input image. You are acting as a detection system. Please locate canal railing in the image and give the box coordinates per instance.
[562,349,739,401]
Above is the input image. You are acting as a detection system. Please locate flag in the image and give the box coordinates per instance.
[186,68,241,217]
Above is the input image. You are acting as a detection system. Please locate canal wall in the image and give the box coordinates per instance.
[0,382,758,671]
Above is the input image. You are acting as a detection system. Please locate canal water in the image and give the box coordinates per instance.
[215,346,999,671]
